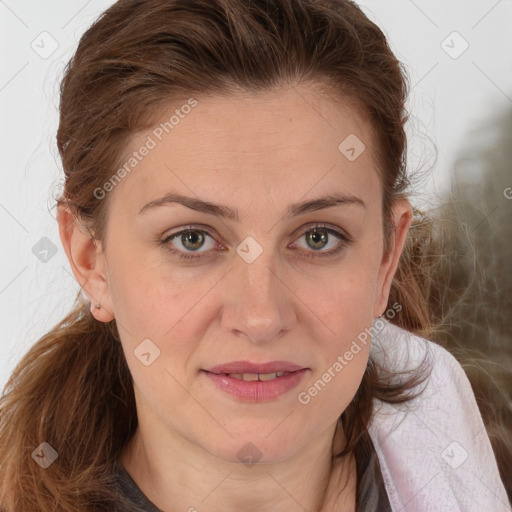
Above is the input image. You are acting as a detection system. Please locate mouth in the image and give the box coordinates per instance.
[201,363,308,402]
[204,360,305,375]
[206,371,293,381]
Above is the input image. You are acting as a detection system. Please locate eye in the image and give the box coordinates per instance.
[290,224,351,259]
[162,226,220,260]
[161,223,351,261]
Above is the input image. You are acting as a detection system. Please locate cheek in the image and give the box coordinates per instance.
[292,245,379,415]
[307,344,370,420]
[300,248,382,340]
[106,246,226,394]
[106,233,208,340]
[296,321,370,431]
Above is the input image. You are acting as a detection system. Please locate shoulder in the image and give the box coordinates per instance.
[367,319,511,512]
[111,460,163,512]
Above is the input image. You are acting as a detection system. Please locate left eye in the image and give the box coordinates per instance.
[292,226,346,253]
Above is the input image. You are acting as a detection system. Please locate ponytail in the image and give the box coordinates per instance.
[0,292,136,510]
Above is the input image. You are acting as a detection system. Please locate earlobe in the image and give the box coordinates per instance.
[57,204,114,322]
[373,198,413,318]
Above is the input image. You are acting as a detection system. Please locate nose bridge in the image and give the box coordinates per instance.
[222,241,296,342]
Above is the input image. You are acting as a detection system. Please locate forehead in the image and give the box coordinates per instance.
[109,84,381,214]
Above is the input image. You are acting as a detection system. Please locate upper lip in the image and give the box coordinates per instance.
[205,360,305,375]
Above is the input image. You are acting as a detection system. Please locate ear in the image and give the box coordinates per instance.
[373,198,413,318]
[57,204,114,322]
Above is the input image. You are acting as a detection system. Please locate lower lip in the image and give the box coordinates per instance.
[202,369,308,402]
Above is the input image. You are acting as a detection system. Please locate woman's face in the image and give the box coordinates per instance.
[80,85,410,463]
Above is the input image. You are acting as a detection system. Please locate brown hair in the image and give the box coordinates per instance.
[1,0,505,510]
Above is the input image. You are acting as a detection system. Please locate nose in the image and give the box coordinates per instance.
[220,249,297,344]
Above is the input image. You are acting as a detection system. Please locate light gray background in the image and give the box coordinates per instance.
[1,0,512,390]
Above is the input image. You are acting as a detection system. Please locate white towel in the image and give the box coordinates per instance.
[368,319,511,512]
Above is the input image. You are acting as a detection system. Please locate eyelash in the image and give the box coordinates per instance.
[161,223,352,261]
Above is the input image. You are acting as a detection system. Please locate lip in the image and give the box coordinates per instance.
[205,360,305,374]
[201,361,308,402]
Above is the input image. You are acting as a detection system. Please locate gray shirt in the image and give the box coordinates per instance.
[113,461,163,512]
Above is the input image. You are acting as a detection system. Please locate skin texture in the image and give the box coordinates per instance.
[58,84,412,512]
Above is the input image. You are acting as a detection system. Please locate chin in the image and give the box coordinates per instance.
[203,434,299,466]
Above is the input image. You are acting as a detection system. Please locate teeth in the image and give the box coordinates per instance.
[258,372,277,381]
[243,373,260,381]
[225,371,287,381]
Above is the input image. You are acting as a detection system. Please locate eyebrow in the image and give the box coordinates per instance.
[137,192,365,220]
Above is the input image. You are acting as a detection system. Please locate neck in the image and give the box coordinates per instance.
[119,414,356,512]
